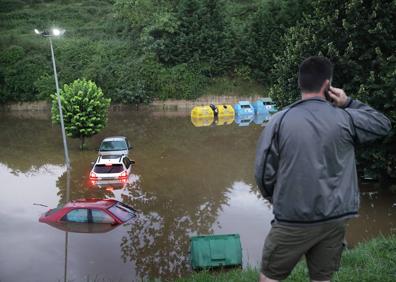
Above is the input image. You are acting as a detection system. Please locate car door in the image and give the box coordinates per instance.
[61,208,89,223]
[91,209,116,224]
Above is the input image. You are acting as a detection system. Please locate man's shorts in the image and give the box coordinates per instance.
[261,220,346,281]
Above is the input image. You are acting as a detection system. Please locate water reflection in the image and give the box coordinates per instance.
[235,114,255,127]
[0,110,395,281]
[191,116,214,127]
[46,222,118,233]
[213,181,272,267]
[253,114,269,126]
[215,115,234,126]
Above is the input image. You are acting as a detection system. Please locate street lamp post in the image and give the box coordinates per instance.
[35,28,70,169]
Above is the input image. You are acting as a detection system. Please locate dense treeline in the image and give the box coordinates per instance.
[0,0,395,177]
[0,0,305,103]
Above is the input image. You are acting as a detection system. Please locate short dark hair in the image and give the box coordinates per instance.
[298,56,333,93]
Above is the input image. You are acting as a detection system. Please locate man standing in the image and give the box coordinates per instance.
[255,56,391,282]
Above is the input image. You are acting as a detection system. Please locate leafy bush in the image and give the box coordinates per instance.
[241,0,310,84]
[51,79,111,149]
[156,63,207,100]
[269,0,396,178]
[0,45,49,102]
[34,73,55,100]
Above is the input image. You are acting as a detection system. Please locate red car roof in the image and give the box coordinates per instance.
[64,198,117,209]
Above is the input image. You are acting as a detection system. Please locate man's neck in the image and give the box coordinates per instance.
[301,92,325,100]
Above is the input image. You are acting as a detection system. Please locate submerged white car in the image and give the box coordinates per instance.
[89,155,133,183]
[98,136,132,156]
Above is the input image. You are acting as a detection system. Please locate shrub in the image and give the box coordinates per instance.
[269,0,396,178]
[51,79,111,149]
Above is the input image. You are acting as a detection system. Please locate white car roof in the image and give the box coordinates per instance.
[102,136,127,142]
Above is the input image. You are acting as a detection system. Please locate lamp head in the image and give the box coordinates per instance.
[52,28,65,36]
[52,28,61,36]
[34,28,65,37]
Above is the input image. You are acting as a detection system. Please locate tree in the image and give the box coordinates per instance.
[0,45,49,103]
[51,79,111,149]
[158,0,232,76]
[242,0,310,84]
[269,0,396,178]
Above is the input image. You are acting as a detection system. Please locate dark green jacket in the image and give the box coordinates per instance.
[255,97,391,224]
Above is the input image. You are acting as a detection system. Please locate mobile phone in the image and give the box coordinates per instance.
[324,83,333,102]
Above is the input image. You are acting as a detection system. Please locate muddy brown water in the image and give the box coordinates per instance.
[0,109,395,281]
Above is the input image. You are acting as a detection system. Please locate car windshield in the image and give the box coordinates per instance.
[45,207,62,216]
[108,202,136,222]
[94,164,124,173]
[99,140,127,151]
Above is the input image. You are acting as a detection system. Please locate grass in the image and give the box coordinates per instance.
[174,235,396,282]
[0,0,114,40]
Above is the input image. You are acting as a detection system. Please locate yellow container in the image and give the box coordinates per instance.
[191,116,214,127]
[216,104,235,117]
[216,115,234,126]
[191,106,215,118]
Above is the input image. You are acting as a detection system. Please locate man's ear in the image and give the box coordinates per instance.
[320,79,330,93]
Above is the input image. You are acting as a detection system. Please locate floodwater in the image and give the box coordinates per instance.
[0,109,395,282]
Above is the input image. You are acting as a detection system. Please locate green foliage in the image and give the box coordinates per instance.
[1,0,395,177]
[242,0,310,84]
[114,0,173,31]
[0,45,49,102]
[51,79,111,149]
[156,63,207,100]
[34,73,55,100]
[156,0,233,76]
[175,235,396,282]
[268,0,396,178]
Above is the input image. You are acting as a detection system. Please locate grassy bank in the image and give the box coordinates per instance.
[175,235,396,282]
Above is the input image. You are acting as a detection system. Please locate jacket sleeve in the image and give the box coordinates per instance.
[255,115,280,202]
[344,98,392,144]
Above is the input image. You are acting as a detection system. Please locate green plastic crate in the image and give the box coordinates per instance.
[190,234,242,270]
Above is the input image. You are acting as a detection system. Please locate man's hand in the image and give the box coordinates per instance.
[329,86,349,107]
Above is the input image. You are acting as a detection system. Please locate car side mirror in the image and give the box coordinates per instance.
[128,146,133,150]
[90,161,95,166]
[131,160,136,165]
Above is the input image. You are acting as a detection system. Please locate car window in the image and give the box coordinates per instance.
[45,207,62,216]
[91,209,115,224]
[99,140,127,151]
[94,164,124,173]
[62,209,88,223]
[108,203,136,222]
[101,155,122,160]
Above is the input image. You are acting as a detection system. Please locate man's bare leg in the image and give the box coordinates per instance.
[259,273,279,282]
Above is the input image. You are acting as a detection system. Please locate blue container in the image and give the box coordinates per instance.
[235,114,254,127]
[254,113,270,125]
[252,100,270,115]
[260,98,278,113]
[233,101,254,116]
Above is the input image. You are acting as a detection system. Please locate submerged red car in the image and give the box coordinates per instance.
[39,199,137,225]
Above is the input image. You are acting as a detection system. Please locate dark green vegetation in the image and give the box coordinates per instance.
[0,0,395,176]
[51,79,111,149]
[268,0,396,180]
[175,235,396,282]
